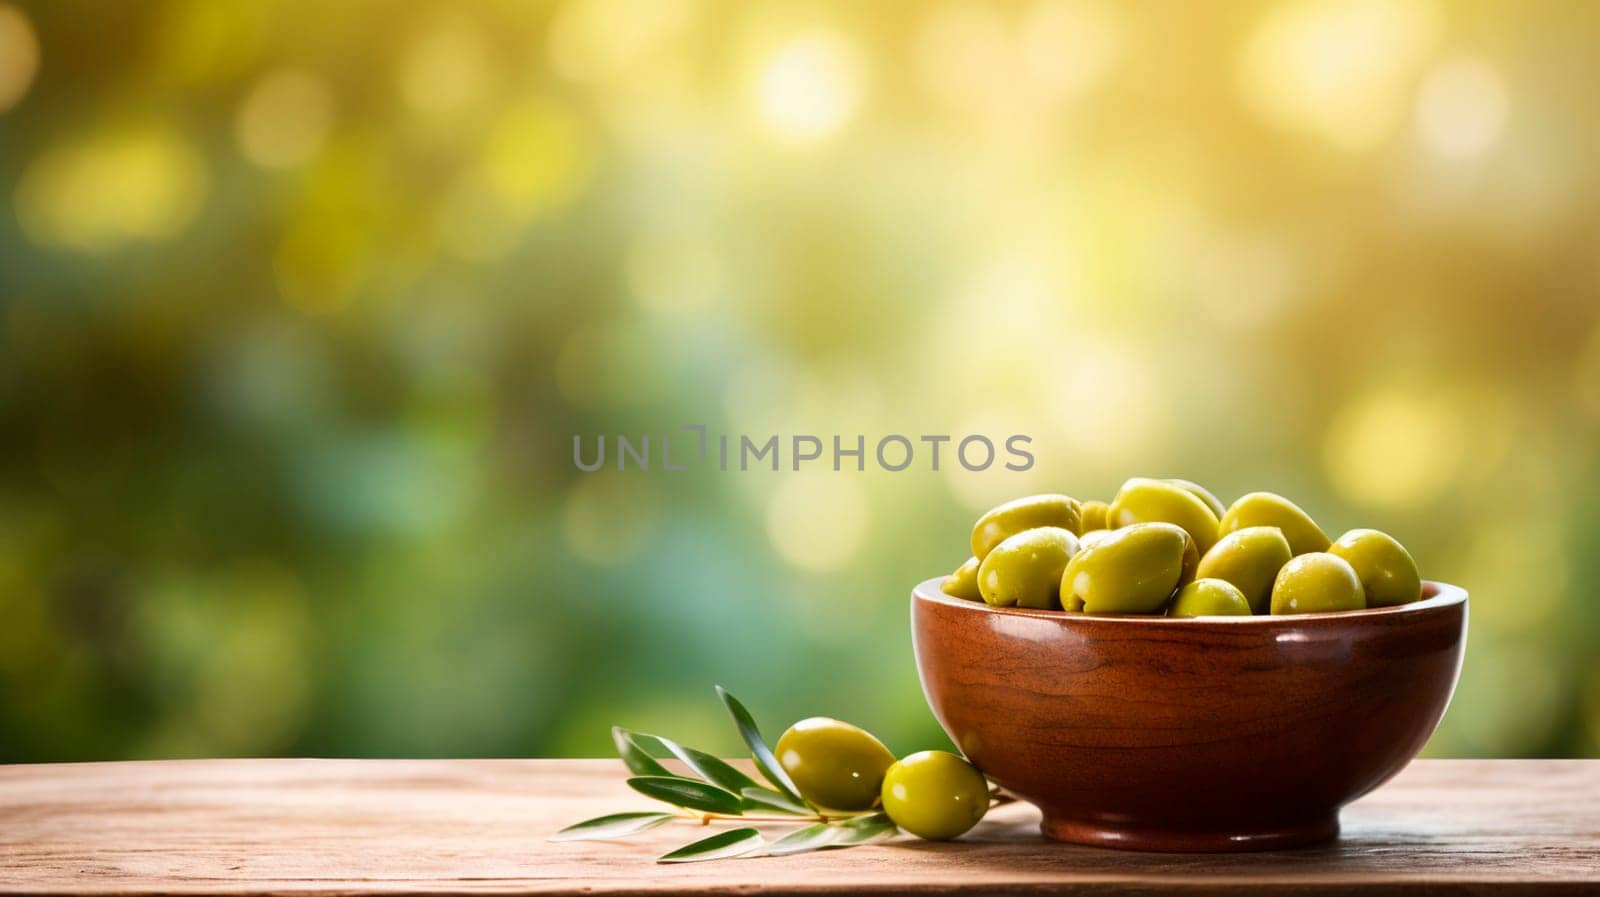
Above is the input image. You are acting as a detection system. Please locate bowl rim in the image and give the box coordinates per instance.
[914,577,1466,625]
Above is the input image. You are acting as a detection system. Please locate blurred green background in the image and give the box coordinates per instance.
[2,0,1599,763]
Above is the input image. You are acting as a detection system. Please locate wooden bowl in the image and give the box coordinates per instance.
[911,578,1467,852]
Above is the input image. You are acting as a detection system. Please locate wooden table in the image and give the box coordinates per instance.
[1,759,1596,895]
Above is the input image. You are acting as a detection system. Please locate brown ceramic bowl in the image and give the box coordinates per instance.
[911,578,1467,852]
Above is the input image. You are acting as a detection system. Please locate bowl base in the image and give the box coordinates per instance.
[1041,813,1339,852]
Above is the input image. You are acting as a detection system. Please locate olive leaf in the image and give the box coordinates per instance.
[715,685,804,804]
[548,812,675,842]
[739,786,811,816]
[831,812,898,846]
[627,776,744,815]
[754,822,841,857]
[657,827,766,864]
[632,731,761,795]
[612,726,676,778]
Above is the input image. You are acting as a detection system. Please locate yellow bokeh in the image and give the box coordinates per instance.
[274,213,371,314]
[481,100,593,215]
[1239,0,1438,151]
[270,140,399,313]
[153,0,271,86]
[756,30,866,142]
[767,473,870,572]
[915,0,1119,119]
[235,69,336,169]
[437,99,594,262]
[398,13,491,115]
[1324,386,1468,510]
[0,4,39,113]
[1415,56,1509,159]
[547,0,698,84]
[15,124,208,252]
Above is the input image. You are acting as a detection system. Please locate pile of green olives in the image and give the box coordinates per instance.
[776,717,990,840]
[942,479,1424,617]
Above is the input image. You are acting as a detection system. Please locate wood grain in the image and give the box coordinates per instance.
[1,759,1597,896]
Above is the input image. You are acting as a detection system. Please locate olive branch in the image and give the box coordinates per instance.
[550,686,998,863]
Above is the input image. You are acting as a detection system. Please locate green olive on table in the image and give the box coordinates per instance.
[970,494,1081,561]
[1166,478,1227,518]
[775,717,896,812]
[1270,552,1365,614]
[1195,526,1293,615]
[1061,522,1192,614]
[941,556,983,602]
[1329,528,1422,606]
[1169,578,1252,617]
[1219,492,1330,557]
[1107,478,1221,555]
[977,526,1079,609]
[1077,500,1110,534]
[880,750,990,841]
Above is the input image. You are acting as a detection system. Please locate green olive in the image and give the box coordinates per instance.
[1076,528,1112,548]
[1179,533,1201,587]
[1194,526,1293,615]
[880,750,989,840]
[1166,478,1227,518]
[942,556,983,602]
[1077,500,1110,534]
[1107,478,1221,555]
[1218,491,1330,556]
[1270,552,1365,614]
[977,526,1079,609]
[1061,522,1190,614]
[1169,578,1252,617]
[775,717,896,812]
[971,494,1081,560]
[1329,529,1422,607]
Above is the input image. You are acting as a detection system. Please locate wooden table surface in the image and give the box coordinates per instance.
[1,759,1597,896]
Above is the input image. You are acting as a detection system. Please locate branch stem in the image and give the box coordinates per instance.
[673,793,1016,827]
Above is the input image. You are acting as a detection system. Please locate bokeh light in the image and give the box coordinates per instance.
[756,30,865,141]
[1018,0,1120,100]
[235,69,336,169]
[1415,56,1509,159]
[398,13,491,115]
[546,0,697,84]
[1323,386,1468,511]
[0,4,39,113]
[1239,0,1436,150]
[15,125,208,252]
[766,473,870,572]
